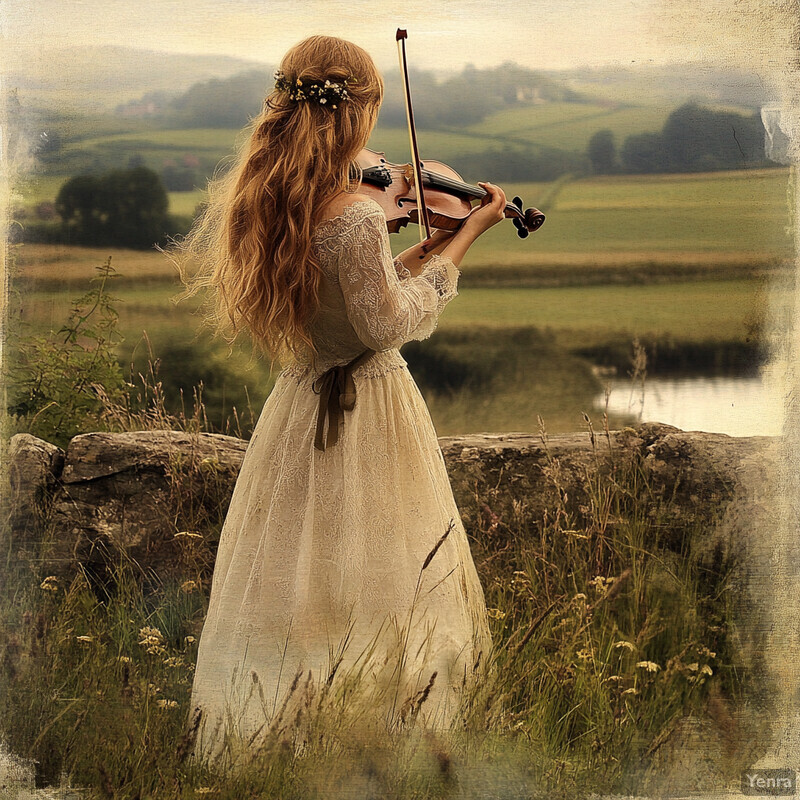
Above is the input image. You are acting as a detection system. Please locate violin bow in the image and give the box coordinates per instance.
[396,29,434,252]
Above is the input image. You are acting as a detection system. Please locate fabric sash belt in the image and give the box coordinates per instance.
[311,348,377,452]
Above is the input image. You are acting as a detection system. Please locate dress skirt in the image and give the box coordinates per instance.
[188,348,493,762]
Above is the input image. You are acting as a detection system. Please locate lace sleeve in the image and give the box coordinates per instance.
[393,255,411,281]
[337,202,460,350]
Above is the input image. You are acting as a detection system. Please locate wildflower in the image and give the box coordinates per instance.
[621,687,638,696]
[39,576,59,592]
[698,646,716,658]
[686,662,699,671]
[156,698,179,709]
[139,626,164,646]
[576,648,592,661]
[589,575,614,593]
[636,661,660,673]
[605,675,623,682]
[614,640,636,652]
[510,572,531,593]
[180,580,199,593]
[76,635,93,643]
[700,664,713,676]
[117,655,132,663]
[139,626,166,655]
[163,656,184,668]
[486,608,506,620]
[184,635,197,645]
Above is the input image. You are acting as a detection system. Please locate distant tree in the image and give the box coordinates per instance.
[55,167,168,248]
[97,166,169,248]
[620,132,668,173]
[55,174,104,239]
[587,129,617,174]
[662,102,766,171]
[165,69,270,128]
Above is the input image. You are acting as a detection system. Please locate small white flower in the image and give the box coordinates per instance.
[76,635,93,643]
[614,640,636,652]
[636,660,660,673]
[319,97,327,104]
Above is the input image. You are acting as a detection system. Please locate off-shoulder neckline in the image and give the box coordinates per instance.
[314,198,382,234]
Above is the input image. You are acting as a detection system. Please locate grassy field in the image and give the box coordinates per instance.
[8,161,793,437]
[8,245,780,349]
[461,102,673,151]
[14,168,793,264]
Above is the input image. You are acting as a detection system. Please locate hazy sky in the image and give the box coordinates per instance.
[3,0,798,77]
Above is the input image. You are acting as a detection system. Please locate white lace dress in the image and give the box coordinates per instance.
[189,198,493,762]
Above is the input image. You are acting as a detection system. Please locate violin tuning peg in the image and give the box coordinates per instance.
[517,227,529,239]
[512,196,524,211]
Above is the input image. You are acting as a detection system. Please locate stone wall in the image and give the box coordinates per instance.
[5,422,777,591]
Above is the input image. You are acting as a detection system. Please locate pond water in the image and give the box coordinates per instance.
[594,372,784,437]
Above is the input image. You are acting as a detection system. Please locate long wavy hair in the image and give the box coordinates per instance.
[159,36,384,370]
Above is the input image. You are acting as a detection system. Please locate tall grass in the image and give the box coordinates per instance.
[0,399,767,798]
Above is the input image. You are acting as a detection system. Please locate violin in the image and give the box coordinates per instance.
[355,147,546,240]
[359,29,545,249]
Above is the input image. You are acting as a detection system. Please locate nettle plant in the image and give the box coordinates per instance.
[7,256,129,448]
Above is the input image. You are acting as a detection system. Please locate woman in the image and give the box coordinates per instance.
[163,35,506,764]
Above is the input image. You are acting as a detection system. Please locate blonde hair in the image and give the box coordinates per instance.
[159,36,384,370]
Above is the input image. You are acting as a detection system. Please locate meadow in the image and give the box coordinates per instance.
[9,162,793,437]
[0,401,768,798]
[1,91,789,799]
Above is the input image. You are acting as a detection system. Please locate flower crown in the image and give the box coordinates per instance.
[273,69,352,108]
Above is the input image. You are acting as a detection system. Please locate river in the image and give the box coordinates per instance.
[594,371,784,437]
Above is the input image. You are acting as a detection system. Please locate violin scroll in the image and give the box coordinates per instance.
[510,195,546,239]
